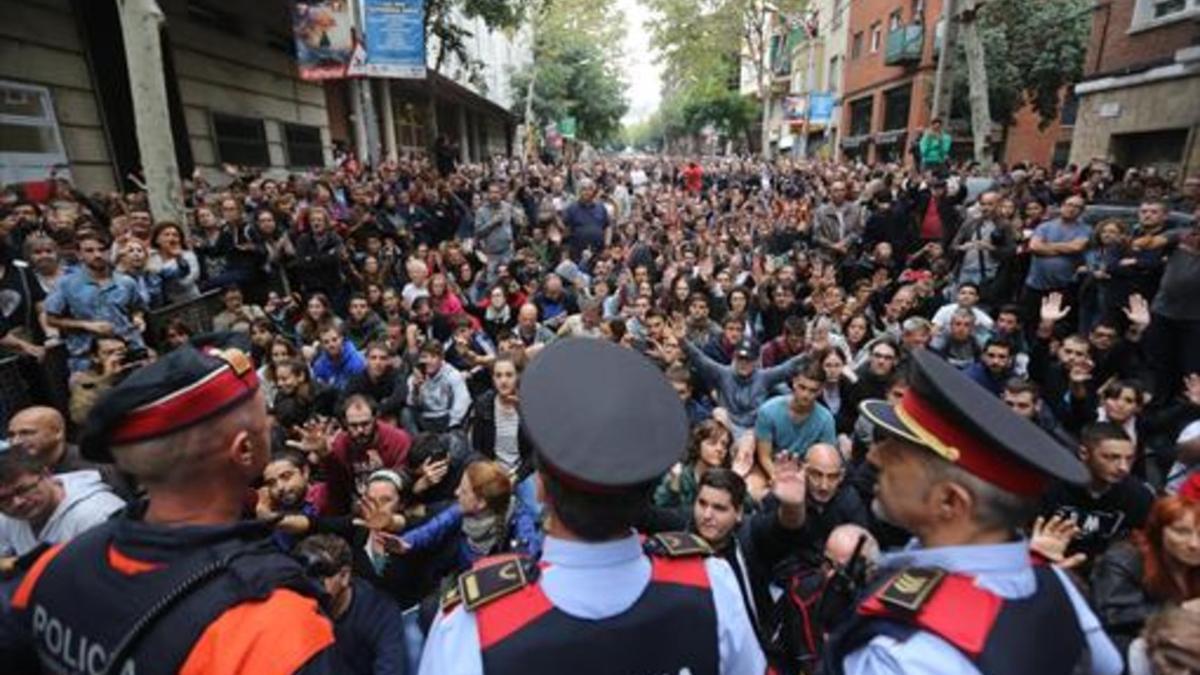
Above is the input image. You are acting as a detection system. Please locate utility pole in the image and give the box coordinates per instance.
[118,0,184,226]
[930,0,959,123]
[960,0,991,166]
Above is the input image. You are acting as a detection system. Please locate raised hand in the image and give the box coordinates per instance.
[357,494,396,532]
[1122,293,1151,328]
[298,420,331,459]
[1040,292,1071,325]
[771,453,807,507]
[1029,514,1087,569]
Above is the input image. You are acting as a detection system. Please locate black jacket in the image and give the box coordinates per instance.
[641,502,813,639]
[909,186,966,247]
[468,389,534,481]
[1090,541,1160,657]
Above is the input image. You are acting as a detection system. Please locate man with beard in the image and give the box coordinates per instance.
[964,337,1015,396]
[45,230,146,372]
[302,394,411,515]
[343,342,408,423]
[823,350,1120,675]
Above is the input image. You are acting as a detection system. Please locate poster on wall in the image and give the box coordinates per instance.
[783,96,807,121]
[364,0,426,78]
[292,1,357,80]
[808,93,835,125]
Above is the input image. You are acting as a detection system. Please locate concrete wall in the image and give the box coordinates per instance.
[159,0,332,181]
[1071,74,1200,175]
[0,0,116,192]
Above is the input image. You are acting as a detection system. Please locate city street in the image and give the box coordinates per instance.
[0,1,1198,674]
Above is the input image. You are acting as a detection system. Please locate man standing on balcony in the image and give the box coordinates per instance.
[918,117,952,173]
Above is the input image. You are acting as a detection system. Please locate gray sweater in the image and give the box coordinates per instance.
[0,470,125,557]
[682,339,807,430]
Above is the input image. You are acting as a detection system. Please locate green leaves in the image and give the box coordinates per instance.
[950,0,1090,128]
[510,0,629,145]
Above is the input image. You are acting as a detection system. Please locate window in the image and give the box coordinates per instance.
[1111,128,1187,169]
[0,80,69,184]
[851,32,863,59]
[882,85,912,130]
[889,10,903,31]
[849,96,873,137]
[870,23,882,53]
[828,55,842,94]
[1131,0,1200,30]
[911,0,925,21]
[832,0,845,30]
[283,124,323,167]
[1154,0,1187,17]
[1059,92,1079,126]
[212,113,269,167]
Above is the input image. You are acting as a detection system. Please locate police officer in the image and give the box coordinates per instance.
[824,349,1123,675]
[418,338,767,674]
[11,347,339,674]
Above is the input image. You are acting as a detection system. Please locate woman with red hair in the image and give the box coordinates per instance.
[1091,496,1200,656]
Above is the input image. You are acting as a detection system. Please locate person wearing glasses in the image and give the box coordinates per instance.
[0,450,124,568]
[300,394,412,516]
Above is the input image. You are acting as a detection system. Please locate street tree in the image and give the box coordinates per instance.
[509,0,629,148]
[646,0,808,157]
[948,0,1091,159]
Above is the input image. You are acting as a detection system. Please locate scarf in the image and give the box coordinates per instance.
[462,502,513,557]
[486,303,511,324]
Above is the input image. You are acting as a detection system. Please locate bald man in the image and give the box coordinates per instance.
[799,443,869,566]
[7,406,132,499]
[825,523,880,570]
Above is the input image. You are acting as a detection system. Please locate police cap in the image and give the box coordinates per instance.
[80,346,260,462]
[519,338,686,491]
[859,349,1088,495]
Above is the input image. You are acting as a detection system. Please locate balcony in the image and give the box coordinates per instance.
[884,24,924,66]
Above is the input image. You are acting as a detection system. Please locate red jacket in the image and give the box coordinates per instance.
[319,421,412,514]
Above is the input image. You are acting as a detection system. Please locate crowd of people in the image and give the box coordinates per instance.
[0,147,1198,674]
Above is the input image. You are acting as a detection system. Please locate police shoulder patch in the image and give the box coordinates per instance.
[646,532,712,558]
[876,567,947,612]
[458,556,532,611]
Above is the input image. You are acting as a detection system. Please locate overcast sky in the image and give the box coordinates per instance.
[616,0,663,124]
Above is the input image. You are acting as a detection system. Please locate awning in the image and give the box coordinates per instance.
[874,129,907,145]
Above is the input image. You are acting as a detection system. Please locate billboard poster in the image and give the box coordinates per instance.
[364,0,426,78]
[783,96,807,120]
[809,93,835,125]
[292,1,357,81]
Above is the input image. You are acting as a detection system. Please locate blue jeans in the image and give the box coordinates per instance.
[515,473,542,519]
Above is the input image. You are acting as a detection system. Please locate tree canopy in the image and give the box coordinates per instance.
[509,0,629,146]
[950,0,1090,129]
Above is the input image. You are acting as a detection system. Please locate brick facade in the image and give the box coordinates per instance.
[1084,0,1198,77]
[839,0,940,163]
[1002,97,1072,168]
[1069,0,1200,176]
